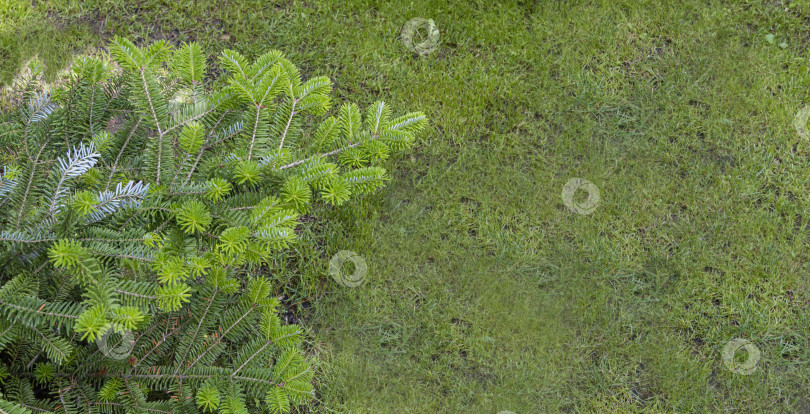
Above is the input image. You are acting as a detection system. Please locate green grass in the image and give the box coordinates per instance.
[3,0,810,412]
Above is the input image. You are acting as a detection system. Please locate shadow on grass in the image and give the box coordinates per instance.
[0,9,100,85]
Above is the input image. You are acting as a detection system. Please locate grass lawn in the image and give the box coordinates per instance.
[3,0,810,412]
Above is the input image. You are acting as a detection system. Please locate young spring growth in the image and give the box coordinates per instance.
[233,160,261,186]
[71,190,98,216]
[48,239,87,268]
[188,256,212,278]
[197,382,221,412]
[108,306,146,331]
[280,176,311,213]
[157,256,190,285]
[205,178,233,201]
[218,226,250,257]
[143,232,164,248]
[154,283,192,311]
[320,176,351,206]
[75,305,108,341]
[175,200,212,234]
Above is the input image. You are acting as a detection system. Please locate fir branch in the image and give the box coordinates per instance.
[173,286,220,376]
[105,119,141,192]
[14,144,46,230]
[247,105,263,160]
[0,37,425,414]
[231,340,273,379]
[184,119,242,185]
[0,298,81,321]
[46,143,100,218]
[140,68,164,136]
[279,139,364,171]
[181,304,257,375]
[277,99,297,149]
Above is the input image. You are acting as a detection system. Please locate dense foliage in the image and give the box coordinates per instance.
[0,37,426,413]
